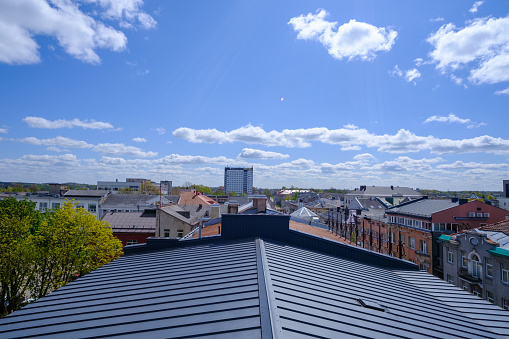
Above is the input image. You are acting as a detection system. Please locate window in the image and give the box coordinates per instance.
[164,229,170,237]
[447,274,454,284]
[51,202,60,209]
[409,237,415,249]
[77,204,85,209]
[461,252,468,268]
[448,250,454,264]
[486,258,493,278]
[399,233,405,245]
[419,262,429,271]
[476,213,483,217]
[420,240,428,254]
[39,202,48,212]
[471,255,481,278]
[483,213,490,217]
[88,204,96,213]
[126,240,138,245]
[468,212,475,217]
[177,229,184,238]
[503,298,509,311]
[391,232,395,244]
[502,263,509,284]
[486,291,494,304]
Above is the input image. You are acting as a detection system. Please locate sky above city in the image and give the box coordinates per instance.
[1,0,509,190]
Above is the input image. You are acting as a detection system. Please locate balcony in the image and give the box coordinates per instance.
[458,268,482,284]
[415,250,430,257]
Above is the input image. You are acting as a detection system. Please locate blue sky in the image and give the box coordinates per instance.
[1,0,509,190]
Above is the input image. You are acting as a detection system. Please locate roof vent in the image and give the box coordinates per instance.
[357,298,385,312]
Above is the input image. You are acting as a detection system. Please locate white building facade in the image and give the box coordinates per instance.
[224,167,253,195]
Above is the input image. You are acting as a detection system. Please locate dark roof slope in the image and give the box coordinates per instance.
[2,215,506,338]
[63,190,108,198]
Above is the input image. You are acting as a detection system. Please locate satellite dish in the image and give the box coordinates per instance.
[470,238,479,246]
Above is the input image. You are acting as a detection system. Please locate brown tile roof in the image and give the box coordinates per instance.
[178,192,217,206]
[479,219,509,235]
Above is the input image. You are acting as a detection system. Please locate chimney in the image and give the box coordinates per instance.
[451,197,458,203]
[459,199,468,205]
[210,204,221,219]
[228,201,239,214]
[253,196,267,213]
[390,185,394,190]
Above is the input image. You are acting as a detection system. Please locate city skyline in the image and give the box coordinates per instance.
[1,1,509,190]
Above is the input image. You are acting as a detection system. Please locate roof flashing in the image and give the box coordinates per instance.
[357,298,386,312]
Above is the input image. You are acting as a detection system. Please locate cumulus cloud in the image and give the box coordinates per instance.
[23,116,114,129]
[19,136,93,148]
[157,154,236,165]
[173,125,509,155]
[0,128,7,134]
[237,148,289,159]
[495,88,509,95]
[363,156,444,172]
[92,143,157,157]
[85,0,156,29]
[0,0,134,64]
[427,15,509,85]
[288,9,397,61]
[132,137,147,142]
[437,160,507,169]
[469,1,484,13]
[155,127,166,135]
[423,113,485,128]
[353,153,375,161]
[391,66,421,83]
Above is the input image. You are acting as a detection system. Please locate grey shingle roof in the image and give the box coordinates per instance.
[101,193,173,206]
[388,199,458,218]
[2,215,506,338]
[63,190,109,198]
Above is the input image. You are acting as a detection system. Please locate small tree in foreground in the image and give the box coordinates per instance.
[0,199,122,316]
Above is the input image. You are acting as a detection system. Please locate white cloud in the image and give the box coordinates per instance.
[353,153,375,161]
[86,0,157,29]
[156,127,166,135]
[157,154,236,165]
[288,9,397,61]
[391,65,403,77]
[391,66,421,83]
[405,68,421,83]
[46,146,69,152]
[19,136,93,148]
[341,146,361,151]
[469,1,484,13]
[173,125,509,155]
[437,161,507,169]
[0,0,129,65]
[429,17,444,23]
[92,143,157,157]
[414,58,424,66]
[363,156,444,172]
[450,74,464,86]
[423,113,485,128]
[132,137,147,142]
[23,116,114,129]
[427,15,509,85]
[237,148,289,159]
[495,88,509,95]
[0,128,7,133]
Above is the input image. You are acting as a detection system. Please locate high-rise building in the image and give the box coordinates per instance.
[224,167,253,195]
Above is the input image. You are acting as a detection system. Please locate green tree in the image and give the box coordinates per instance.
[27,184,39,193]
[262,189,272,197]
[486,194,495,200]
[138,181,159,195]
[30,200,123,299]
[229,191,237,196]
[0,198,42,315]
[191,184,211,194]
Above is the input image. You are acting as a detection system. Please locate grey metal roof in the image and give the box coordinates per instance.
[101,193,173,206]
[387,199,459,218]
[2,215,507,338]
[346,186,422,198]
[101,210,156,233]
[63,189,109,198]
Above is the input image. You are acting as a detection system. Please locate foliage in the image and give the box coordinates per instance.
[212,189,225,195]
[262,189,272,197]
[0,199,122,315]
[229,191,237,196]
[191,184,211,194]
[138,181,159,195]
[0,198,42,315]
